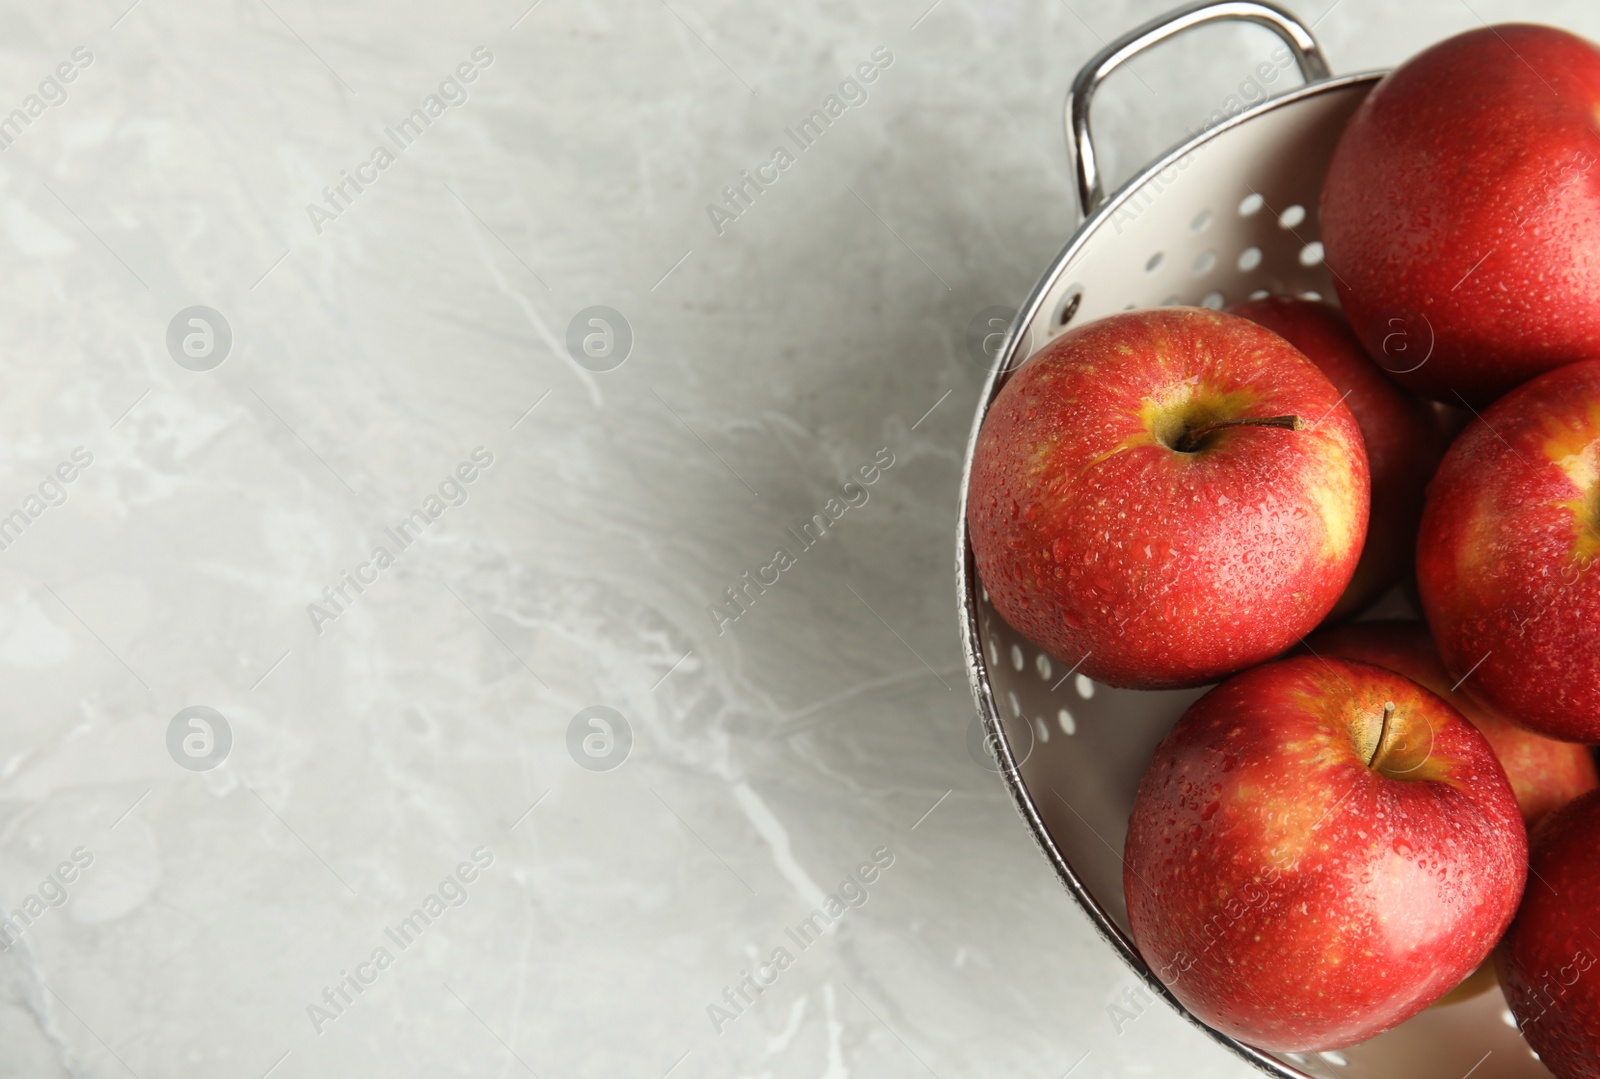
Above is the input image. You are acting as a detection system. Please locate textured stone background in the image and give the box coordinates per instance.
[0,0,1594,1076]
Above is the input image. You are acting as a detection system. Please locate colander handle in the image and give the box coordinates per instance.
[1067,0,1330,216]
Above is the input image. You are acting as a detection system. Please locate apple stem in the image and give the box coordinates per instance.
[1368,701,1396,768]
[1174,415,1303,453]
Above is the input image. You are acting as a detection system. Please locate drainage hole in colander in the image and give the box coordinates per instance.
[1035,654,1051,681]
[1248,288,1270,300]
[1057,285,1083,326]
[1058,708,1076,735]
[1035,716,1050,743]
[1299,241,1325,266]
[1238,192,1264,216]
[1192,249,1216,275]
[1145,251,1164,273]
[1237,246,1263,272]
[1161,295,1182,306]
[1300,290,1322,301]
[1278,204,1307,229]
[1200,292,1224,310]
[1190,209,1213,232]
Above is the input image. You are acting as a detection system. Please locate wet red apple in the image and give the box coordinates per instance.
[966,307,1368,689]
[1498,790,1600,1077]
[1417,360,1600,742]
[1304,620,1598,826]
[1229,297,1446,620]
[1124,655,1526,1051]
[1321,24,1600,405]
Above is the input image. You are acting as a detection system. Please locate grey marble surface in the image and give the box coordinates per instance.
[0,1,1595,1077]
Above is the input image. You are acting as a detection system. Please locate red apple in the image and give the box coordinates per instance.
[966,307,1369,689]
[1124,655,1527,1050]
[1303,620,1598,826]
[1229,297,1446,620]
[1497,790,1600,1077]
[1321,24,1600,405]
[1417,360,1600,742]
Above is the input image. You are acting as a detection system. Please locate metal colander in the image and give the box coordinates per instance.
[955,3,1548,1077]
